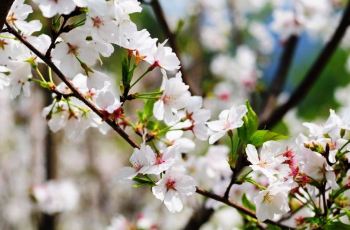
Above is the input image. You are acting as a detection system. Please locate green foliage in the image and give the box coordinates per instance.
[325,222,350,230]
[249,130,287,147]
[121,56,136,94]
[296,49,350,120]
[242,193,256,211]
[138,99,156,123]
[132,175,156,188]
[238,101,259,143]
[266,224,282,230]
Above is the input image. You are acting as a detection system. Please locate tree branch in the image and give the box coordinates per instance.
[182,205,214,230]
[149,0,200,95]
[5,23,139,149]
[259,2,350,129]
[0,0,14,30]
[260,35,299,121]
[196,188,294,229]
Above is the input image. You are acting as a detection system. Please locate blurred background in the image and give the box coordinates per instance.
[1,0,350,229]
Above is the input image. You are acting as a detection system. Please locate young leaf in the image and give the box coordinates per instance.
[249,130,287,147]
[228,133,241,167]
[325,222,350,230]
[139,99,155,122]
[132,175,156,187]
[237,101,258,142]
[242,193,256,211]
[121,58,130,89]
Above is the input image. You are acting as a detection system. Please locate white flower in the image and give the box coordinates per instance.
[246,142,288,181]
[295,0,332,36]
[95,90,121,114]
[113,0,142,16]
[153,70,191,125]
[207,104,248,144]
[33,0,76,18]
[106,215,131,230]
[145,41,180,71]
[84,1,118,44]
[303,109,350,163]
[118,144,157,180]
[270,9,303,41]
[43,99,97,139]
[31,180,79,214]
[152,169,196,213]
[8,61,31,98]
[0,66,10,90]
[52,28,99,78]
[7,0,42,35]
[302,149,338,189]
[118,144,176,180]
[163,130,195,153]
[184,96,211,141]
[254,182,290,222]
[86,70,112,91]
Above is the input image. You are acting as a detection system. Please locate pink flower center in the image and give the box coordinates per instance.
[92,16,104,28]
[162,95,171,105]
[155,155,165,165]
[165,179,176,191]
[67,43,79,55]
[218,92,230,101]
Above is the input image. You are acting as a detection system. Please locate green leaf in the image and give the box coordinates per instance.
[237,101,258,142]
[249,130,287,147]
[242,193,256,211]
[132,175,155,188]
[228,133,240,166]
[121,58,130,89]
[325,222,350,230]
[266,224,282,230]
[175,19,185,35]
[139,99,155,122]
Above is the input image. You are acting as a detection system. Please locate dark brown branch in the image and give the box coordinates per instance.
[5,23,139,149]
[260,35,299,121]
[183,205,214,230]
[0,0,14,30]
[260,2,350,129]
[39,89,59,230]
[149,0,200,95]
[196,188,294,229]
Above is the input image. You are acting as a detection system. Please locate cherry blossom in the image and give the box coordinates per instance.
[207,104,247,144]
[153,70,191,125]
[246,142,289,181]
[254,182,291,222]
[152,169,196,213]
[144,41,180,72]
[31,180,79,214]
[52,28,100,78]
[33,0,77,18]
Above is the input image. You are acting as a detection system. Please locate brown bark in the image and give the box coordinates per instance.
[0,0,14,30]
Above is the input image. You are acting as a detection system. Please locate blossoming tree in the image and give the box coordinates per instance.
[1,0,350,229]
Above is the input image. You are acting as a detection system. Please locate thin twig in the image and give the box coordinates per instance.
[260,35,299,121]
[196,188,294,229]
[259,1,350,129]
[5,22,139,149]
[149,0,200,95]
[0,0,14,30]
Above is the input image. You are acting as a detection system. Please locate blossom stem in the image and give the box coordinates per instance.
[130,68,152,89]
[34,66,47,82]
[260,1,350,129]
[196,187,294,229]
[5,22,140,149]
[149,0,199,95]
[48,67,53,82]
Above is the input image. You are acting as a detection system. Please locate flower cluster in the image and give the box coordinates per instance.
[1,0,350,229]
